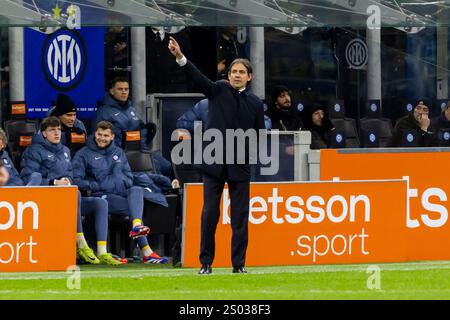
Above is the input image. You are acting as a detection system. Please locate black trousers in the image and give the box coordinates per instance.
[199,173,250,267]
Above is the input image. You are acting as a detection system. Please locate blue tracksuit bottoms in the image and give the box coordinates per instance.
[101,186,149,248]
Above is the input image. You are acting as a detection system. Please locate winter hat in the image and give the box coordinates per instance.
[304,101,333,130]
[309,102,326,114]
[415,98,431,108]
[304,102,326,120]
[52,94,77,117]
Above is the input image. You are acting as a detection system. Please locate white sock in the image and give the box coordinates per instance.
[97,241,107,255]
[76,233,88,248]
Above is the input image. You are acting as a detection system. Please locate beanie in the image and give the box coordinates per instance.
[415,98,431,108]
[52,94,77,117]
[309,102,326,114]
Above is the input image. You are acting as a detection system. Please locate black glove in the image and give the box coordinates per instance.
[70,127,84,135]
[145,122,157,144]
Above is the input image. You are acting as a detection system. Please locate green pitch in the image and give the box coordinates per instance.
[1,261,450,300]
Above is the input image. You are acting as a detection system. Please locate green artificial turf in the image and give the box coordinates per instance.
[1,261,450,300]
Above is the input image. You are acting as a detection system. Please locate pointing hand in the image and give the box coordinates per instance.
[168,36,183,60]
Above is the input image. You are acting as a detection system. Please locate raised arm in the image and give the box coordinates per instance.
[168,36,218,98]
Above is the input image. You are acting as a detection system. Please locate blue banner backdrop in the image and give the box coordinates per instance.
[25,27,105,119]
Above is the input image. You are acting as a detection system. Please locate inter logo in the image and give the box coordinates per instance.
[407,133,414,143]
[42,28,87,91]
[345,38,368,70]
[444,132,450,141]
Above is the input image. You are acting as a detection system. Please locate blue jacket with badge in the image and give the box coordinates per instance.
[20,133,73,185]
[1,149,24,186]
[72,136,134,197]
[94,93,147,148]
[46,107,88,157]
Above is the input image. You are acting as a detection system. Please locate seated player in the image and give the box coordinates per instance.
[20,116,121,265]
[72,121,169,264]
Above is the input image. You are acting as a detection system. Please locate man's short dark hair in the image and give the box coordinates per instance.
[229,58,253,75]
[110,76,130,89]
[96,121,114,133]
[271,85,291,105]
[41,116,61,131]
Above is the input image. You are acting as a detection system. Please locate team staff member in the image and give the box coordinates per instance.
[72,121,168,264]
[389,99,434,147]
[20,117,120,265]
[169,37,266,274]
[94,77,176,181]
[267,85,303,131]
[48,93,87,156]
[303,103,335,149]
[95,77,153,151]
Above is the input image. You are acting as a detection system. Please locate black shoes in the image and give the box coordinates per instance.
[198,264,247,274]
[232,266,247,274]
[198,264,212,275]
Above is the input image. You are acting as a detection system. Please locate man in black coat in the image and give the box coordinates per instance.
[267,85,303,131]
[389,99,434,147]
[169,36,266,275]
[303,103,335,150]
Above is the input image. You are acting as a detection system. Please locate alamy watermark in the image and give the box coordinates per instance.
[66,5,81,30]
[367,4,381,30]
[66,265,81,290]
[171,121,280,176]
[50,4,81,30]
[366,265,381,290]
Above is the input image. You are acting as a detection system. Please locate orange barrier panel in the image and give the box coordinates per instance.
[126,131,141,141]
[321,149,450,261]
[0,186,77,272]
[11,102,26,116]
[182,180,407,267]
